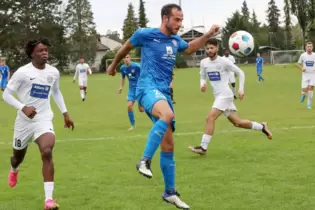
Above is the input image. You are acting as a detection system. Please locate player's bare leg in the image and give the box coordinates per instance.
[188,108,222,155]
[160,128,190,210]
[83,87,87,99]
[307,85,313,109]
[36,133,59,210]
[8,147,28,188]
[127,101,136,130]
[136,100,174,178]
[138,105,144,112]
[227,112,272,139]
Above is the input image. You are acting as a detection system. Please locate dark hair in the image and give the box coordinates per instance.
[25,38,51,59]
[205,39,218,47]
[161,4,182,19]
[306,41,313,45]
[223,48,229,52]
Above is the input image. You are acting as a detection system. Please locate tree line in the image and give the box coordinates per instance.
[0,0,97,71]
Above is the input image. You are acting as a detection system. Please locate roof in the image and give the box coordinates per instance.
[97,42,109,51]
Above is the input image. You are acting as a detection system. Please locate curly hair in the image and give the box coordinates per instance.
[25,38,51,59]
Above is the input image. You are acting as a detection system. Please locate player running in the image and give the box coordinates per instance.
[107,3,220,209]
[0,58,11,91]
[223,48,237,99]
[297,41,315,109]
[118,53,143,130]
[73,57,92,101]
[256,53,264,82]
[188,39,272,155]
[3,38,74,210]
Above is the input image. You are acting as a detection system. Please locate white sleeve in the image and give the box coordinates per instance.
[298,54,303,64]
[199,61,207,87]
[3,88,25,110]
[52,72,67,114]
[226,61,245,92]
[231,56,236,64]
[87,64,92,75]
[73,66,78,80]
[7,70,22,92]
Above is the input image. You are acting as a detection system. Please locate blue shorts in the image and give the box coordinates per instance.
[256,68,262,75]
[0,78,7,88]
[127,88,136,102]
[137,89,176,132]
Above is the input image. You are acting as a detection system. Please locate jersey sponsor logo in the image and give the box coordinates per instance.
[30,83,51,99]
[162,46,176,60]
[305,61,314,67]
[80,69,86,73]
[207,71,221,81]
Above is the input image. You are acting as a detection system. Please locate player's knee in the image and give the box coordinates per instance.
[160,111,174,123]
[206,114,216,123]
[138,106,144,112]
[41,147,53,159]
[127,103,133,110]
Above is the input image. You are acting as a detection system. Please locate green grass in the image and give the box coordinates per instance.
[1,64,315,210]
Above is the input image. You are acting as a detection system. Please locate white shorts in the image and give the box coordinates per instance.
[301,73,315,88]
[212,97,237,117]
[79,79,87,87]
[229,72,236,83]
[13,119,55,150]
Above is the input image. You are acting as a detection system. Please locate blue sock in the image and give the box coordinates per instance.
[143,120,168,159]
[160,151,175,193]
[128,111,135,126]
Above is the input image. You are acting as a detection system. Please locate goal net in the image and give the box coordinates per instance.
[270,50,304,65]
[106,58,141,69]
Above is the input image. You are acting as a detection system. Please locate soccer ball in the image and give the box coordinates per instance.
[228,30,254,57]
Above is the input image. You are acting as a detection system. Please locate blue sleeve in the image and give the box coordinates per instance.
[6,66,10,72]
[129,28,146,48]
[120,67,126,78]
[177,37,189,52]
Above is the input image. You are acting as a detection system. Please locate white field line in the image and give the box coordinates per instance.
[0,125,314,145]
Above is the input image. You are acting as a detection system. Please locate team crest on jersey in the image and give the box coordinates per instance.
[47,75,53,83]
[172,39,177,47]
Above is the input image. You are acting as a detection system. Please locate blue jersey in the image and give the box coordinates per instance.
[0,65,10,78]
[120,62,141,90]
[256,57,264,69]
[129,28,188,94]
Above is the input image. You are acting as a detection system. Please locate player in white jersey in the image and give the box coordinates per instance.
[223,48,237,99]
[297,41,315,109]
[2,39,74,210]
[73,57,92,101]
[188,39,272,155]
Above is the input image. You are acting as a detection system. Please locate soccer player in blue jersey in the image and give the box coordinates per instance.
[256,53,264,82]
[0,59,11,91]
[118,53,143,130]
[107,3,220,209]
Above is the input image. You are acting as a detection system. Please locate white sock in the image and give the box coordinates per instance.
[11,166,19,173]
[308,91,313,105]
[251,122,263,130]
[44,182,54,201]
[80,90,85,99]
[200,134,212,150]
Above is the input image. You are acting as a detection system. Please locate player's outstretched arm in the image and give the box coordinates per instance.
[107,41,133,76]
[184,25,220,55]
[73,67,78,82]
[227,62,245,94]
[52,72,74,130]
[199,61,207,92]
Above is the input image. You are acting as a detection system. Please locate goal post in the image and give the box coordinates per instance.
[270,50,304,65]
[105,58,141,70]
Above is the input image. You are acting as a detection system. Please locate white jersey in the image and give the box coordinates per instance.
[74,63,91,81]
[223,55,236,64]
[200,56,245,99]
[298,52,315,74]
[7,63,60,121]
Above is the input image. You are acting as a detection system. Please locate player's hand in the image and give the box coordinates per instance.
[238,91,244,100]
[63,113,74,130]
[22,106,37,119]
[302,67,306,72]
[201,84,206,92]
[106,63,117,76]
[208,24,221,37]
[118,88,122,94]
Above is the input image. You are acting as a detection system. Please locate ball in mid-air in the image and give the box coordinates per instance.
[228,30,254,57]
